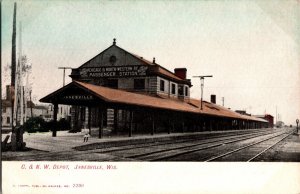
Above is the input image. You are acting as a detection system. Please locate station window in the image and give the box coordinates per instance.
[134,79,145,90]
[171,83,176,94]
[106,79,118,89]
[185,86,189,96]
[160,80,165,91]
[7,117,10,124]
[2,107,6,113]
[178,85,184,96]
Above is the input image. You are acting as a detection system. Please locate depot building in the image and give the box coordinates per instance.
[40,39,268,138]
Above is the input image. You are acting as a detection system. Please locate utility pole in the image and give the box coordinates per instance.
[58,67,72,121]
[10,2,17,151]
[29,90,33,118]
[193,75,213,110]
[11,2,17,132]
[276,106,277,126]
[296,119,299,133]
[222,97,224,106]
[58,67,72,86]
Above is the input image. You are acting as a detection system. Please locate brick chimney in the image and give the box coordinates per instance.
[174,68,187,79]
[211,94,216,104]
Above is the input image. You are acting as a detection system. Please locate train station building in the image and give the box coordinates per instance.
[40,39,268,138]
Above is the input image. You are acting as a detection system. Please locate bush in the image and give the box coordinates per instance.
[43,118,71,131]
[24,117,47,133]
[24,117,71,133]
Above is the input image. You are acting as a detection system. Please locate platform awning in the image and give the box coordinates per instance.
[40,81,267,123]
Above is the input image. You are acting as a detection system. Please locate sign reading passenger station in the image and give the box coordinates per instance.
[80,65,148,78]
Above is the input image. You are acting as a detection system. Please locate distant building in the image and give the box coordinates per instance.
[43,104,71,122]
[253,114,274,128]
[275,121,284,128]
[2,85,35,128]
[1,85,71,129]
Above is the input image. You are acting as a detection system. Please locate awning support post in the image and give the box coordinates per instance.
[88,106,91,135]
[99,107,104,139]
[114,109,118,135]
[167,118,171,134]
[129,110,133,137]
[53,103,58,137]
[151,113,155,135]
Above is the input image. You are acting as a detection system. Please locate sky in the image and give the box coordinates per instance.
[1,0,300,125]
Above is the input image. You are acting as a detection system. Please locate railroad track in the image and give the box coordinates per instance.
[92,129,291,161]
[4,128,293,162]
[92,129,274,154]
[205,129,296,162]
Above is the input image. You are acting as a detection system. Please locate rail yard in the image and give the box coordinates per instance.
[2,127,299,162]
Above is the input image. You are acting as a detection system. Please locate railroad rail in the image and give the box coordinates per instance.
[205,129,296,162]
[91,128,291,161]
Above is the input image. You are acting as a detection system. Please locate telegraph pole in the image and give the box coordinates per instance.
[58,67,72,86]
[296,119,299,133]
[58,67,72,122]
[193,75,213,110]
[10,2,17,151]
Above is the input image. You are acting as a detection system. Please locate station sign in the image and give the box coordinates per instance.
[62,95,94,100]
[79,65,148,78]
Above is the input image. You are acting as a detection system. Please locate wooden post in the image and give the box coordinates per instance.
[53,103,58,137]
[88,107,91,135]
[167,119,171,134]
[172,121,175,133]
[200,118,204,131]
[129,110,133,137]
[99,107,104,139]
[151,113,155,135]
[114,109,118,134]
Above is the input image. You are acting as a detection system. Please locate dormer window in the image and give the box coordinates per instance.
[171,83,176,94]
[185,86,189,96]
[178,85,184,96]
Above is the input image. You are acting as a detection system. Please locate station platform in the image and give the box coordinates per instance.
[2,127,278,152]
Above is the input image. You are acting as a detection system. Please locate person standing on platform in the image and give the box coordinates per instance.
[83,133,90,142]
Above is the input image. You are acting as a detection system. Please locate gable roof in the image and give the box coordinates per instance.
[76,44,188,83]
[40,81,267,123]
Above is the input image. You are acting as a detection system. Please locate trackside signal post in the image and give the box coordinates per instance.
[193,75,213,110]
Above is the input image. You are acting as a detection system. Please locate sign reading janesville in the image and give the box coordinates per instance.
[79,65,148,78]
[63,95,94,100]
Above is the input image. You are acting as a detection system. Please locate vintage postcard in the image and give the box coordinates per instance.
[1,0,300,194]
